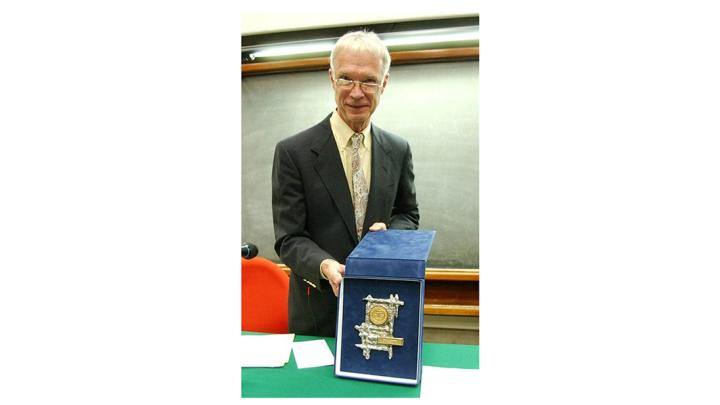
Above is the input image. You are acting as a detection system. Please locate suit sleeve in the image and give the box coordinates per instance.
[271,141,331,290]
[388,142,420,230]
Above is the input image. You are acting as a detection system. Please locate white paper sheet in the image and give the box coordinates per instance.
[291,339,335,369]
[421,366,480,398]
[240,334,295,367]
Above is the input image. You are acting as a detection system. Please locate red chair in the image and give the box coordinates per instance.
[241,256,289,334]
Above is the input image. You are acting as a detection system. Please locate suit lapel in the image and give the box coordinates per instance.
[364,125,395,232]
[311,118,358,243]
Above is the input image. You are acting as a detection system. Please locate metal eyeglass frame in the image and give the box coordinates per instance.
[332,77,382,94]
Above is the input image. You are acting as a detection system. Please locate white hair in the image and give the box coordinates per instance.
[329,30,391,78]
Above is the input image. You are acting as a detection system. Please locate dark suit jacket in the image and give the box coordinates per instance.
[272,113,419,337]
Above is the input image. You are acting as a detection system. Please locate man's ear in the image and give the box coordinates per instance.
[328,69,335,86]
[381,74,390,92]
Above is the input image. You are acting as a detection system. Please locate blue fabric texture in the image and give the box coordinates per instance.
[345,230,435,279]
[338,278,423,381]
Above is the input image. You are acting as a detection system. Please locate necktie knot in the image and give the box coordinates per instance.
[351,132,363,149]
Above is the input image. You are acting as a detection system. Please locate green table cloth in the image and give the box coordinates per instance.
[241,333,479,398]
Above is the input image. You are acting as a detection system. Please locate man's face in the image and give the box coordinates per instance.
[329,48,388,132]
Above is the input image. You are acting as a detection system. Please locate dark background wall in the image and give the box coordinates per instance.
[242,60,478,268]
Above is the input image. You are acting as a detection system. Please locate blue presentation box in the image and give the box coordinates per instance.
[335,230,436,385]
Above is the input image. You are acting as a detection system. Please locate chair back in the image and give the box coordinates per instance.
[241,256,289,333]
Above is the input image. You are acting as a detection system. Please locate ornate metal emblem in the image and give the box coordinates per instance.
[354,294,405,360]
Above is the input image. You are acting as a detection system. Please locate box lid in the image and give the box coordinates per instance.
[345,230,436,279]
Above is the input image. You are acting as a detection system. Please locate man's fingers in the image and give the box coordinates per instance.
[332,277,342,297]
[369,222,387,231]
[326,262,345,297]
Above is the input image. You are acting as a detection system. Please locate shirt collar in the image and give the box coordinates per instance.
[330,110,371,148]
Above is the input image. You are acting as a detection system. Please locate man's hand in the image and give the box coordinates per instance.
[321,259,345,297]
[369,222,387,231]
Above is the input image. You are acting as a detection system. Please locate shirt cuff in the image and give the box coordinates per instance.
[319,258,336,280]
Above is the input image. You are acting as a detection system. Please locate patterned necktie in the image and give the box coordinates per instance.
[351,133,369,241]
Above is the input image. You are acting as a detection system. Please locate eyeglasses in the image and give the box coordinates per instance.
[333,77,382,94]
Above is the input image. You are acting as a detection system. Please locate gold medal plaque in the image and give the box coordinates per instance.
[369,305,389,325]
[354,294,405,360]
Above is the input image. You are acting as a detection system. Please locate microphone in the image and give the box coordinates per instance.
[241,242,259,259]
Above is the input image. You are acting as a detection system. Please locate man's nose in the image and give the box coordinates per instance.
[349,83,365,98]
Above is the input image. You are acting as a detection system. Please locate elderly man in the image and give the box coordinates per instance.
[272,30,419,337]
